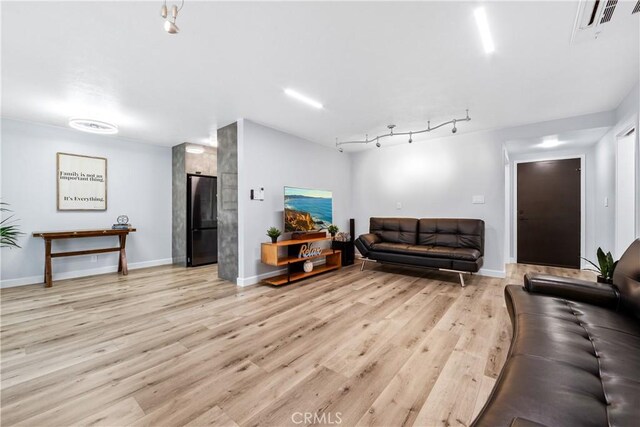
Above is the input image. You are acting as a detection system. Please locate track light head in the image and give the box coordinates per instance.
[376,142,381,148]
[164,20,179,34]
[408,132,413,143]
[338,147,344,153]
[160,3,168,18]
[451,119,457,134]
[171,4,179,18]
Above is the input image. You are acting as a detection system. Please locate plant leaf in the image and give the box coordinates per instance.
[596,248,607,272]
[581,257,602,274]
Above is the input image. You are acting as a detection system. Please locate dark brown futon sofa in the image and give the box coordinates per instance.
[472,239,640,427]
[355,217,485,286]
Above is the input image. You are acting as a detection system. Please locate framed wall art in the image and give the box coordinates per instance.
[57,152,107,210]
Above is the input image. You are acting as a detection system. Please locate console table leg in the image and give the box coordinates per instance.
[119,235,129,275]
[44,239,52,288]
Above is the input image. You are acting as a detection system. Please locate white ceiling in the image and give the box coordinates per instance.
[1,1,638,148]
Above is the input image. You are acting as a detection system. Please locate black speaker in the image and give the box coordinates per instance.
[349,218,355,242]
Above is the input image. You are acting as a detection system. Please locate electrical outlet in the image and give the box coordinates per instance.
[396,202,402,210]
[472,195,485,204]
[604,197,609,207]
[91,255,98,263]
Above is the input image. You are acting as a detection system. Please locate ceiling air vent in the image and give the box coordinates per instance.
[600,0,618,23]
[571,0,638,43]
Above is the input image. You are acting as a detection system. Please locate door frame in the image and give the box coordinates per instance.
[614,122,638,258]
[511,154,586,268]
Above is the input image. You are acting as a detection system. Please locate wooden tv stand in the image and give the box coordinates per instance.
[260,236,341,286]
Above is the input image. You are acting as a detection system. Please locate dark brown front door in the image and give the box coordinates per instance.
[517,158,581,268]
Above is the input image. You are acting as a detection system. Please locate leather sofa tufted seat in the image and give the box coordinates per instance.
[472,239,640,427]
[355,217,484,286]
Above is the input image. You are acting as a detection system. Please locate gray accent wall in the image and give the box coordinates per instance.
[172,145,187,265]
[217,123,239,282]
[172,143,217,266]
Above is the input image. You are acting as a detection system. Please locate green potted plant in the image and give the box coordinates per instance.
[266,227,281,244]
[1,202,24,249]
[582,247,618,284]
[327,224,339,239]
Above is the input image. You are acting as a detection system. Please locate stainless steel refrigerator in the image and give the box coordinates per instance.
[187,174,218,266]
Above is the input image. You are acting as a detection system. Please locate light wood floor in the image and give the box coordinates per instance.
[0,262,594,427]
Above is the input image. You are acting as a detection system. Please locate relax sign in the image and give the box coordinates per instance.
[298,244,323,258]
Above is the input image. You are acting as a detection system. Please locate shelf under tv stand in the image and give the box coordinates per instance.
[260,236,342,286]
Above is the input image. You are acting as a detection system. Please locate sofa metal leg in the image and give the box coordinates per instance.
[360,259,367,271]
[459,272,466,288]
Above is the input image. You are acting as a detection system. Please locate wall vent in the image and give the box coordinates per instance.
[600,0,618,23]
[633,0,640,14]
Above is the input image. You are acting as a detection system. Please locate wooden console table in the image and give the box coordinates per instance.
[32,228,137,288]
[261,236,341,286]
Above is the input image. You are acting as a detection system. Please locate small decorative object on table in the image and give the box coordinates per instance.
[266,227,281,244]
[327,224,339,239]
[303,259,314,273]
[112,215,132,230]
[582,247,618,284]
[335,232,350,242]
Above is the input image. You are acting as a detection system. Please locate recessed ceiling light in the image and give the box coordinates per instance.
[68,118,118,135]
[474,7,495,54]
[284,88,324,109]
[186,145,204,154]
[539,138,562,148]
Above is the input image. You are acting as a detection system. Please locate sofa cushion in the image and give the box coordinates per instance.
[370,217,418,244]
[612,239,640,319]
[370,243,481,262]
[370,242,411,253]
[418,218,484,253]
[421,246,481,261]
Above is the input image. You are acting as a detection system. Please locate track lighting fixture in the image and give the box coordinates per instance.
[161,0,183,34]
[335,110,470,151]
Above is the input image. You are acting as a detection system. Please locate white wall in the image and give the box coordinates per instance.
[350,130,506,276]
[593,82,639,258]
[0,119,172,287]
[237,119,351,286]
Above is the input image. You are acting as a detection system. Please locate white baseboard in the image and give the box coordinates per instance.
[236,259,326,287]
[236,268,287,287]
[477,267,507,278]
[0,258,174,288]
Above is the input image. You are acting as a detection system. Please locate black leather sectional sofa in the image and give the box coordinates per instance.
[355,217,484,286]
[472,239,640,427]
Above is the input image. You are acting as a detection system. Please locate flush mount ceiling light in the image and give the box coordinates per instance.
[68,118,118,135]
[538,138,563,148]
[474,7,495,54]
[284,88,324,109]
[336,110,471,151]
[161,0,184,34]
[185,145,204,154]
